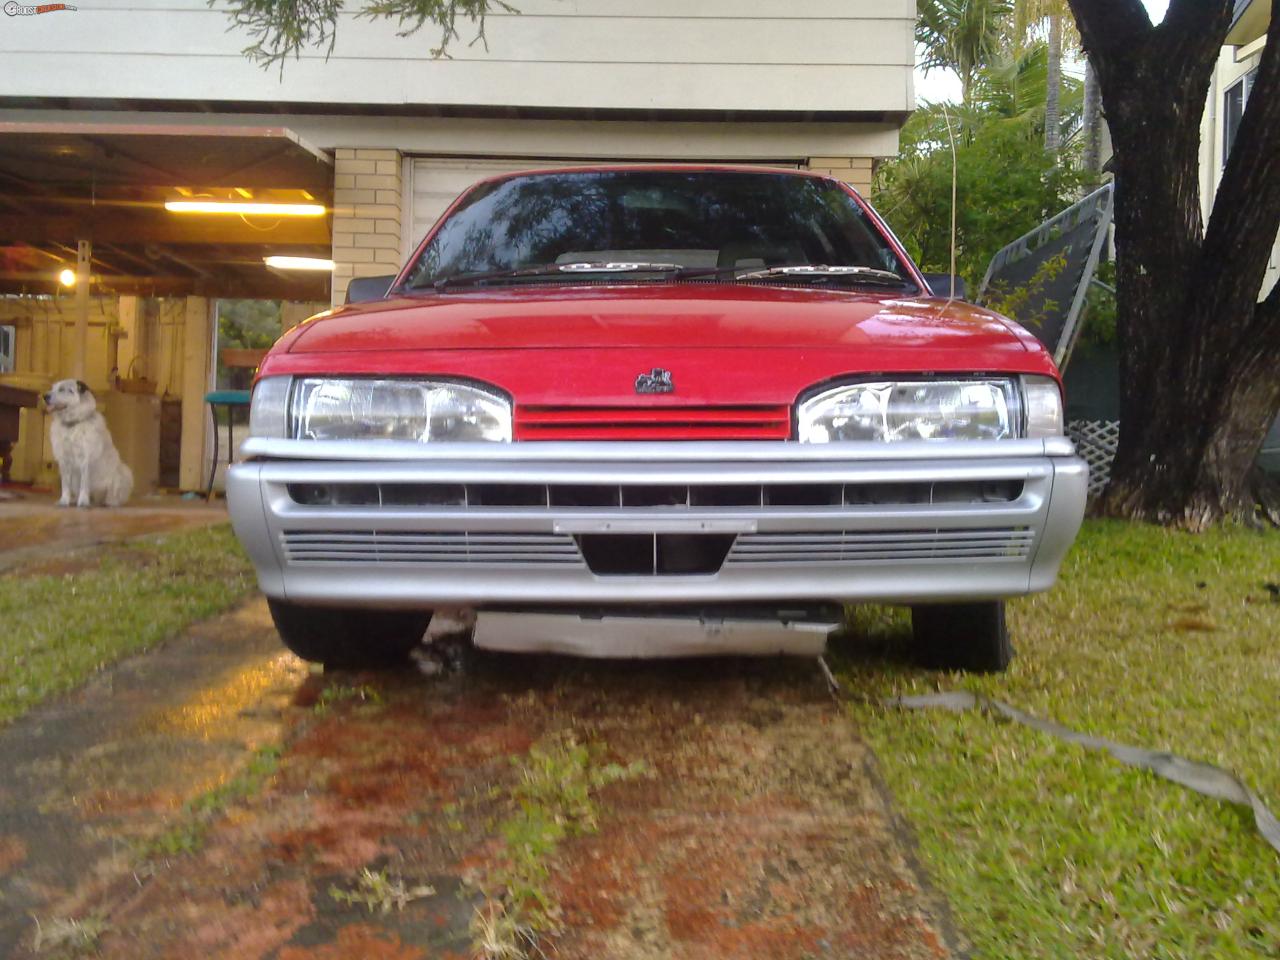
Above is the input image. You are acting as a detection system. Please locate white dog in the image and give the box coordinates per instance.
[43,379,133,508]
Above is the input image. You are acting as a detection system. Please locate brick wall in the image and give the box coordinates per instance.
[331,148,404,306]
[806,156,875,197]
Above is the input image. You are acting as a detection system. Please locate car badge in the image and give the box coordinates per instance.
[635,368,674,394]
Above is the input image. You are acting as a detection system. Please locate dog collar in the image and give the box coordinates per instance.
[60,412,96,428]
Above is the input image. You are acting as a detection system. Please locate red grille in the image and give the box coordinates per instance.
[516,404,792,441]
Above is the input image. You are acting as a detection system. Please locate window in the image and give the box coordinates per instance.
[0,325,14,374]
[1223,68,1258,165]
[403,170,916,291]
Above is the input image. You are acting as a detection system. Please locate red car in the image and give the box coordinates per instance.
[228,166,1087,672]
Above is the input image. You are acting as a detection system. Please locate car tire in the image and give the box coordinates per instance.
[910,601,1012,673]
[267,598,432,669]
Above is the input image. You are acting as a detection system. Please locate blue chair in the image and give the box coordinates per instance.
[205,389,251,499]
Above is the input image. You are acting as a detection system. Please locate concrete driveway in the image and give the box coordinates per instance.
[0,501,966,959]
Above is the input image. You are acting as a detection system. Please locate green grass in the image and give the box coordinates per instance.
[0,524,256,725]
[832,521,1280,958]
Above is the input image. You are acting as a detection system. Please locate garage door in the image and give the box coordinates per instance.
[403,157,801,255]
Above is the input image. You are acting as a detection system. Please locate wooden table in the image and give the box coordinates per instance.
[0,384,40,484]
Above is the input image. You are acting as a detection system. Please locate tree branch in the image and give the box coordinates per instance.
[213,0,516,70]
[1160,0,1233,43]
[1066,0,1151,60]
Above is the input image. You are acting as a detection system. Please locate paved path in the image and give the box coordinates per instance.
[0,595,966,959]
[0,492,226,573]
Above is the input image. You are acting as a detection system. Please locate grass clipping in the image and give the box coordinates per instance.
[471,733,647,959]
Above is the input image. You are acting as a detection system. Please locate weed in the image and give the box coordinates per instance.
[328,867,435,914]
[471,734,647,959]
[313,683,382,715]
[470,899,541,960]
[138,744,281,859]
[32,913,108,957]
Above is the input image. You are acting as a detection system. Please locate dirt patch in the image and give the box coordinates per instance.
[276,924,433,960]
[3,613,963,959]
[0,834,26,874]
[542,669,955,960]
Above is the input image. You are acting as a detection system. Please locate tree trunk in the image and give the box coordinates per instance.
[1044,14,1062,152]
[1067,0,1280,529]
[1082,57,1102,184]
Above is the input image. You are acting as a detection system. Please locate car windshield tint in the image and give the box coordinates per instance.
[403,170,915,288]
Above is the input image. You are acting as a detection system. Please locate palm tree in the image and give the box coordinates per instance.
[1081,59,1103,183]
[916,0,1013,105]
[1012,0,1080,152]
[970,39,1083,141]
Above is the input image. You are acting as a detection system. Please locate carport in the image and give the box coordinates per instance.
[0,122,333,492]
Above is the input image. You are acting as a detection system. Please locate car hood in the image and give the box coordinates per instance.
[264,284,1055,406]
[289,284,1032,353]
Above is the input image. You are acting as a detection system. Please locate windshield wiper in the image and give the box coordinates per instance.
[732,264,908,285]
[430,261,686,291]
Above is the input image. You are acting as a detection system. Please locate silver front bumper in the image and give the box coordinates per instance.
[227,438,1088,608]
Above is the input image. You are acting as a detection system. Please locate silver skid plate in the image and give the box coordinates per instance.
[472,612,835,658]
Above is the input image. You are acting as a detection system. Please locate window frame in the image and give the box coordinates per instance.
[1223,67,1259,168]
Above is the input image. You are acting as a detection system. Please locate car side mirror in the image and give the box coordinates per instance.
[922,273,967,300]
[345,275,396,304]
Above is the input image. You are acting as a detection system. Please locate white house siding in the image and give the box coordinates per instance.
[0,0,915,114]
[1198,38,1279,301]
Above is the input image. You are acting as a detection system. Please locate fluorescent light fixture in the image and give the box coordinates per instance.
[58,268,77,287]
[264,255,336,271]
[165,200,326,217]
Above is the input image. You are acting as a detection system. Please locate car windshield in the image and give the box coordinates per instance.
[402,169,918,290]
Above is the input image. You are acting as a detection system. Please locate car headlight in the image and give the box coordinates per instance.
[249,376,512,442]
[797,377,1051,442]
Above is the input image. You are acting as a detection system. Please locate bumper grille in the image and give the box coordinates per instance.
[287,479,1023,510]
[516,404,791,441]
[727,528,1035,565]
[279,527,1035,571]
[281,530,583,566]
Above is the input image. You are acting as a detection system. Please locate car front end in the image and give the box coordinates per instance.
[227,166,1088,669]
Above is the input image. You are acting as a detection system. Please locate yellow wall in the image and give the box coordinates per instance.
[0,294,211,491]
[805,157,876,197]
[332,148,405,307]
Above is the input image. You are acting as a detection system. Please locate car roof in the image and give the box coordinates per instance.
[464,163,838,189]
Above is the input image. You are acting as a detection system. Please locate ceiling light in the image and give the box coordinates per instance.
[263,256,335,271]
[165,200,326,217]
[58,268,77,287]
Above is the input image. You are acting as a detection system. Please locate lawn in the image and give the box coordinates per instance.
[833,521,1280,958]
[0,524,256,725]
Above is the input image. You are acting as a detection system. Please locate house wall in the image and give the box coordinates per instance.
[333,149,406,306]
[0,0,915,115]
